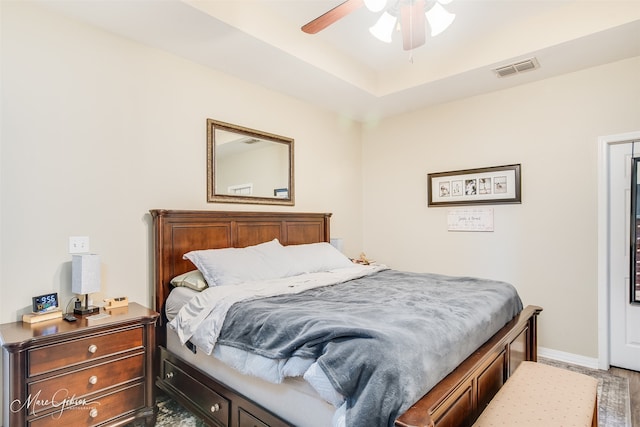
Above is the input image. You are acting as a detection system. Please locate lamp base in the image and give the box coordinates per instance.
[74,306,100,316]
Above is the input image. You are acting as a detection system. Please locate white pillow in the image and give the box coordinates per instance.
[184,239,292,286]
[170,270,209,291]
[284,242,354,276]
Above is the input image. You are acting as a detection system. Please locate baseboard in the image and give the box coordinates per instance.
[538,347,600,370]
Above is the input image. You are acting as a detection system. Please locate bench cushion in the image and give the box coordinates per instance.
[473,361,598,427]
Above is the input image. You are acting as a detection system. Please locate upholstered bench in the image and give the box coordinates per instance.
[473,361,598,427]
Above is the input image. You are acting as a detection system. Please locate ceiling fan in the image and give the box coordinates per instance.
[301,0,454,51]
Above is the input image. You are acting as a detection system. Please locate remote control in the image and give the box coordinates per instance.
[63,314,77,322]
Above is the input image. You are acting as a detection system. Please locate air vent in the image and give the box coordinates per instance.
[493,57,540,78]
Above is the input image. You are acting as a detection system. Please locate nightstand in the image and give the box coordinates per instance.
[0,302,159,427]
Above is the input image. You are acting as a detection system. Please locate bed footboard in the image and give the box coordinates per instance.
[395,305,542,427]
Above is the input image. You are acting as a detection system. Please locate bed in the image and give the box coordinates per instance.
[151,209,542,427]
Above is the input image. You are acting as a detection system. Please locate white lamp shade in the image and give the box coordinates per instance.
[330,238,344,253]
[426,2,455,37]
[72,254,101,294]
[369,11,397,43]
[364,0,386,13]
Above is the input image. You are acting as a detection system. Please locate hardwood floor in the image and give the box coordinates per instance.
[610,366,639,426]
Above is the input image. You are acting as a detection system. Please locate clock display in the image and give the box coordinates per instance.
[32,293,59,313]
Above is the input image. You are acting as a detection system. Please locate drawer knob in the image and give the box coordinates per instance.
[89,375,98,385]
[210,403,220,413]
[166,372,174,379]
[88,344,98,354]
[89,408,98,418]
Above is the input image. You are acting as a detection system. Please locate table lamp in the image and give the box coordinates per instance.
[72,253,101,315]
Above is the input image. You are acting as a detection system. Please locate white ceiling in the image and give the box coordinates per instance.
[39,0,640,122]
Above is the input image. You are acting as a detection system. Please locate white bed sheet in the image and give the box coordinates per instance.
[165,285,199,320]
[165,286,338,426]
[166,326,336,426]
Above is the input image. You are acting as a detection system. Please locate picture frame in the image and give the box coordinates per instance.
[428,164,521,207]
[273,188,289,198]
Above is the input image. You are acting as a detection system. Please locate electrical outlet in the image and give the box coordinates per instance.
[69,236,90,254]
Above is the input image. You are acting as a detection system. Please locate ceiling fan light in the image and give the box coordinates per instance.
[369,12,397,43]
[363,0,387,13]
[426,3,455,37]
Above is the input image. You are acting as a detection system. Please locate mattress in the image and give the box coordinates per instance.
[166,287,338,426]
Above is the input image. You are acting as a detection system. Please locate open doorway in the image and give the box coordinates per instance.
[598,131,640,371]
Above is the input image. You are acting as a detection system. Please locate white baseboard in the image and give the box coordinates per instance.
[538,347,600,370]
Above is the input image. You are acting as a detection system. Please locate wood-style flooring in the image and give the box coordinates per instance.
[610,366,639,426]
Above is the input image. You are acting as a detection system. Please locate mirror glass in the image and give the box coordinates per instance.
[207,119,294,205]
[631,157,640,303]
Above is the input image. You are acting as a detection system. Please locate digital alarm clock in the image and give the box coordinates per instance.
[32,292,59,313]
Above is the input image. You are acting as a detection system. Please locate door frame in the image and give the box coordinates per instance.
[597,130,640,370]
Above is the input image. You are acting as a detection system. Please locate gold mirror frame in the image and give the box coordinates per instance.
[207,119,294,206]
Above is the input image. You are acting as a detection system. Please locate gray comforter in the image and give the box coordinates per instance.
[216,269,523,427]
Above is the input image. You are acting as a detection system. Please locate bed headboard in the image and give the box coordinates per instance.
[150,210,331,324]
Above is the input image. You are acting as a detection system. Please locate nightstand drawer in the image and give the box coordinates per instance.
[27,382,145,427]
[27,352,145,415]
[28,327,143,376]
[164,359,229,426]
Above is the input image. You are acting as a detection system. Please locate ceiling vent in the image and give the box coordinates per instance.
[493,57,540,78]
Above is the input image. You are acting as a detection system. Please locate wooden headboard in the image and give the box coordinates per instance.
[150,210,331,325]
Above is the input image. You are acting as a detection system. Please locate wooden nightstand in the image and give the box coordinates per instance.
[0,302,159,427]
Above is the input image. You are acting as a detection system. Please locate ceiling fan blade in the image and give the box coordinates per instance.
[401,0,426,50]
[301,0,364,34]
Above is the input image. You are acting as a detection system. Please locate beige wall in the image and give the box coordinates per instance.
[0,1,363,324]
[362,56,640,358]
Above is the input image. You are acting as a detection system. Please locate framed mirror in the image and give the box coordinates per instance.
[207,119,294,206]
[631,157,640,304]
